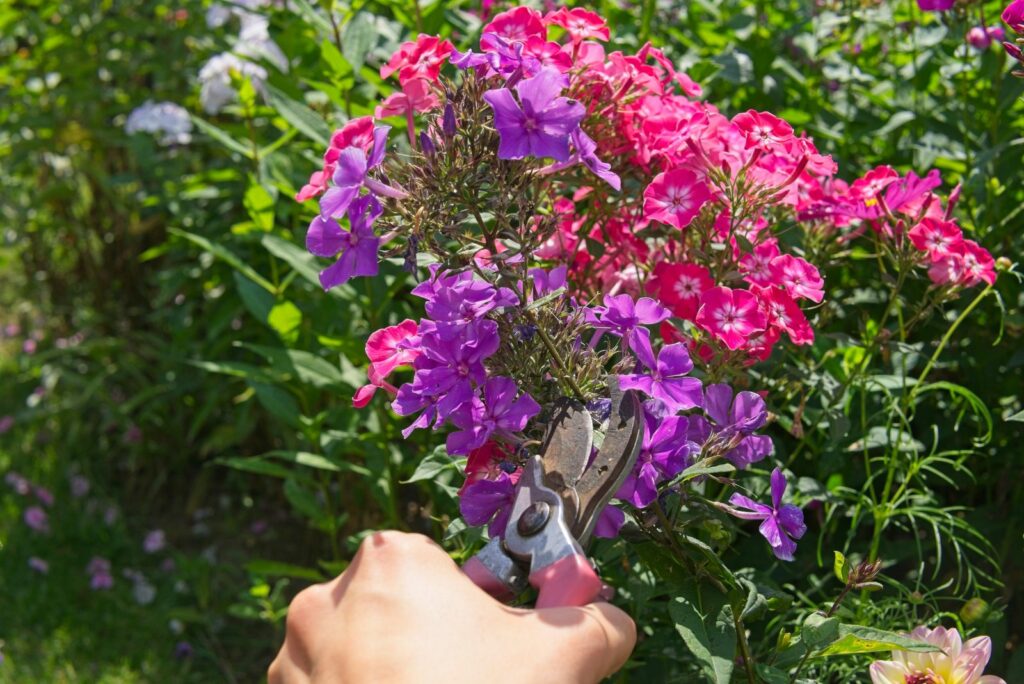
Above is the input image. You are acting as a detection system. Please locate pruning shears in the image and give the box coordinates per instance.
[463,380,643,609]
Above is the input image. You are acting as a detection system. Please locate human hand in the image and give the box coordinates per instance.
[268,531,636,684]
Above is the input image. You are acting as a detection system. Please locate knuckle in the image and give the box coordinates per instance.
[286,583,330,632]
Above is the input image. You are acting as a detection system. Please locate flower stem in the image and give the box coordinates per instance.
[526,309,587,402]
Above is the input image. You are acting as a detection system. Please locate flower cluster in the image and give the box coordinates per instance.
[290,5,1014,563]
[124,101,194,145]
[803,166,996,289]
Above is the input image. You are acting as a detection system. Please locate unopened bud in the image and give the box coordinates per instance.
[960,597,989,625]
[419,131,436,156]
[442,102,457,138]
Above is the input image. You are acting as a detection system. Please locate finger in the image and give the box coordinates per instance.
[528,602,637,682]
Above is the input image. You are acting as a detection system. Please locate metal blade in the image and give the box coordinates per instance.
[570,378,643,547]
[537,398,592,533]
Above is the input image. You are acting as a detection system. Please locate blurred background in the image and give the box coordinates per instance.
[0,0,1021,681]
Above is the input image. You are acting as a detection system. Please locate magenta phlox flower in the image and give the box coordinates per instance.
[616,411,694,509]
[447,376,541,454]
[318,125,405,219]
[619,341,703,412]
[1005,0,1024,33]
[459,472,516,536]
[916,0,954,10]
[307,194,383,290]
[588,294,670,355]
[727,468,806,561]
[483,67,585,162]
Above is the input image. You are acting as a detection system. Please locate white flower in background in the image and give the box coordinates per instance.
[235,13,289,72]
[870,626,1006,684]
[124,101,193,145]
[197,52,268,114]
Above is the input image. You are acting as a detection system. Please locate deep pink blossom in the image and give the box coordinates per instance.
[374,78,439,119]
[770,254,825,303]
[908,217,963,255]
[732,110,794,151]
[646,262,714,321]
[695,286,768,350]
[753,285,814,346]
[643,168,713,229]
[366,319,420,380]
[544,7,610,42]
[916,0,954,10]
[482,6,546,41]
[380,35,454,85]
[1005,0,1024,33]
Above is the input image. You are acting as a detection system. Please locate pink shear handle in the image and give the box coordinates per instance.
[464,556,518,602]
[530,555,603,609]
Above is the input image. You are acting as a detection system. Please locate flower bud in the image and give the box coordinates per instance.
[443,102,456,138]
[419,131,436,156]
[967,27,992,51]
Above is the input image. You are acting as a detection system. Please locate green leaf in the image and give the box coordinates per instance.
[240,343,352,390]
[251,382,302,427]
[668,585,736,684]
[341,13,376,74]
[243,179,276,231]
[403,445,461,483]
[801,613,840,648]
[245,559,326,582]
[268,301,302,343]
[261,233,352,300]
[170,228,276,292]
[234,272,275,324]
[264,450,371,477]
[1006,409,1024,423]
[817,625,943,658]
[283,477,324,521]
[190,115,254,158]
[266,85,331,146]
[833,550,851,583]
[215,456,294,479]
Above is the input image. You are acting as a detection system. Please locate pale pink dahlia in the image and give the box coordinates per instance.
[869,626,1005,684]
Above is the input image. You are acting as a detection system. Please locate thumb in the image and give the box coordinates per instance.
[528,602,637,682]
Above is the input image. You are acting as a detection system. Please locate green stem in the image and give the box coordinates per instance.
[527,309,586,402]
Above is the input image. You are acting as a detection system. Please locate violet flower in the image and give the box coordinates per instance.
[447,376,541,455]
[570,128,621,190]
[307,194,383,290]
[690,383,773,469]
[588,294,671,355]
[727,468,806,561]
[318,125,407,219]
[619,341,703,412]
[616,411,694,509]
[483,67,585,162]
[459,472,516,536]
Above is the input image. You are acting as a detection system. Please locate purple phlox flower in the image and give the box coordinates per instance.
[24,505,49,533]
[483,67,585,162]
[307,194,383,290]
[174,642,194,660]
[70,474,90,498]
[616,412,694,509]
[144,529,167,553]
[424,278,518,323]
[571,128,621,190]
[727,468,806,561]
[916,0,953,11]
[528,265,568,298]
[28,556,49,574]
[594,504,626,539]
[318,125,405,218]
[479,32,541,79]
[587,294,670,354]
[33,485,54,507]
[619,341,703,412]
[447,376,541,455]
[410,265,474,300]
[0,415,14,433]
[5,471,30,495]
[700,383,773,469]
[392,383,442,438]
[88,556,114,590]
[459,471,516,536]
[449,46,494,71]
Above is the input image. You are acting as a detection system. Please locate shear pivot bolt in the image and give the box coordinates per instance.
[517,502,550,537]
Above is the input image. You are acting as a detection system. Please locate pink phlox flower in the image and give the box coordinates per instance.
[544,7,610,43]
[958,240,997,286]
[296,117,376,202]
[726,468,806,561]
[752,285,815,346]
[908,217,964,255]
[643,167,713,229]
[732,110,795,152]
[483,6,546,41]
[770,254,825,303]
[695,286,768,351]
[366,319,420,380]
[374,78,439,119]
[646,262,714,321]
[522,36,573,72]
[318,125,396,220]
[869,625,1006,684]
[740,239,781,287]
[380,35,454,84]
